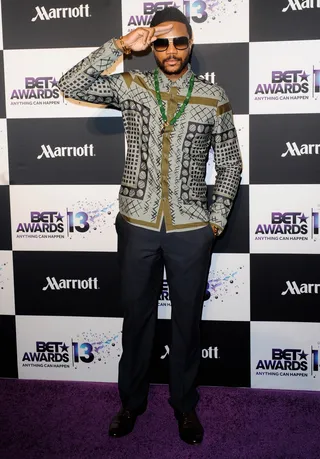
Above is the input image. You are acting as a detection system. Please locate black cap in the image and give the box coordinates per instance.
[150,7,193,38]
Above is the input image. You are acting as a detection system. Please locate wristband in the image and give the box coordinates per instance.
[119,36,131,55]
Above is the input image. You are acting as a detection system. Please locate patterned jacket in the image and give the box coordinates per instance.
[58,39,242,234]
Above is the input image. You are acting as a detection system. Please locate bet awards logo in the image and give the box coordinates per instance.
[256,348,308,372]
[42,277,99,291]
[127,1,208,28]
[22,332,121,369]
[128,2,179,27]
[282,0,320,12]
[281,281,320,295]
[10,77,60,106]
[255,70,309,99]
[31,4,90,21]
[255,210,319,241]
[16,210,89,239]
[22,341,94,368]
[254,69,320,101]
[281,142,320,157]
[160,344,219,360]
[256,346,319,379]
[37,144,95,160]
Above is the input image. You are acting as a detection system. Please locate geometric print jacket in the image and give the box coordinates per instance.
[58,39,242,235]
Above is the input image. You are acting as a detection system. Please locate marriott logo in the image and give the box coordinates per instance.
[199,72,216,84]
[31,4,90,21]
[42,277,99,291]
[37,144,95,160]
[160,345,219,360]
[282,0,320,12]
[281,142,320,157]
[281,281,320,295]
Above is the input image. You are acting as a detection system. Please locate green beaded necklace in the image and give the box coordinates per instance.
[154,67,195,134]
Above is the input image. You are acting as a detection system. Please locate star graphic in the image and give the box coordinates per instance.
[50,77,58,87]
[299,213,308,223]
[60,343,69,352]
[299,350,308,360]
[299,71,310,82]
[55,212,64,222]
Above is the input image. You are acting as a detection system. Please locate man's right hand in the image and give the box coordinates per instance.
[116,24,173,52]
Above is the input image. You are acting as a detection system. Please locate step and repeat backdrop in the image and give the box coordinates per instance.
[0,0,320,391]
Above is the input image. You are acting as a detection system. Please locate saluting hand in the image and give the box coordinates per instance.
[116,24,173,52]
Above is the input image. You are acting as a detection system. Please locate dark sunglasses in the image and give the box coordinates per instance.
[153,36,190,52]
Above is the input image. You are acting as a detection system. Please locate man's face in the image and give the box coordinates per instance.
[152,21,193,76]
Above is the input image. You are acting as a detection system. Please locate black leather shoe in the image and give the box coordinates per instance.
[108,406,146,438]
[174,409,204,445]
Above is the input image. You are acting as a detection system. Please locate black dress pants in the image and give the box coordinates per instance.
[115,213,214,413]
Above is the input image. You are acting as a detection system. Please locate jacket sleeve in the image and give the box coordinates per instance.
[58,38,131,108]
[209,87,242,235]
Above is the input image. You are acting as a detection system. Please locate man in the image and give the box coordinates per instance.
[59,7,242,445]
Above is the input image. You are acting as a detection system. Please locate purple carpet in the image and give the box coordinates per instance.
[0,379,319,459]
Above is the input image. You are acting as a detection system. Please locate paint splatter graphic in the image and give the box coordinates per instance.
[205,265,245,303]
[69,198,118,238]
[0,262,8,291]
[73,330,122,369]
[200,0,244,23]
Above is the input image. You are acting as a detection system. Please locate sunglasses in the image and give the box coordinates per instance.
[153,36,190,52]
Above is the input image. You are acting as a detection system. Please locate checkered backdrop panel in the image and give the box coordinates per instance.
[0,0,319,390]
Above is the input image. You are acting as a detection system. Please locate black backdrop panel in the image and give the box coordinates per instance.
[251,254,320,323]
[13,251,123,318]
[250,0,320,42]
[191,43,249,115]
[8,118,125,185]
[0,52,5,118]
[0,186,12,250]
[250,114,320,185]
[0,316,18,378]
[150,319,250,387]
[1,0,122,49]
